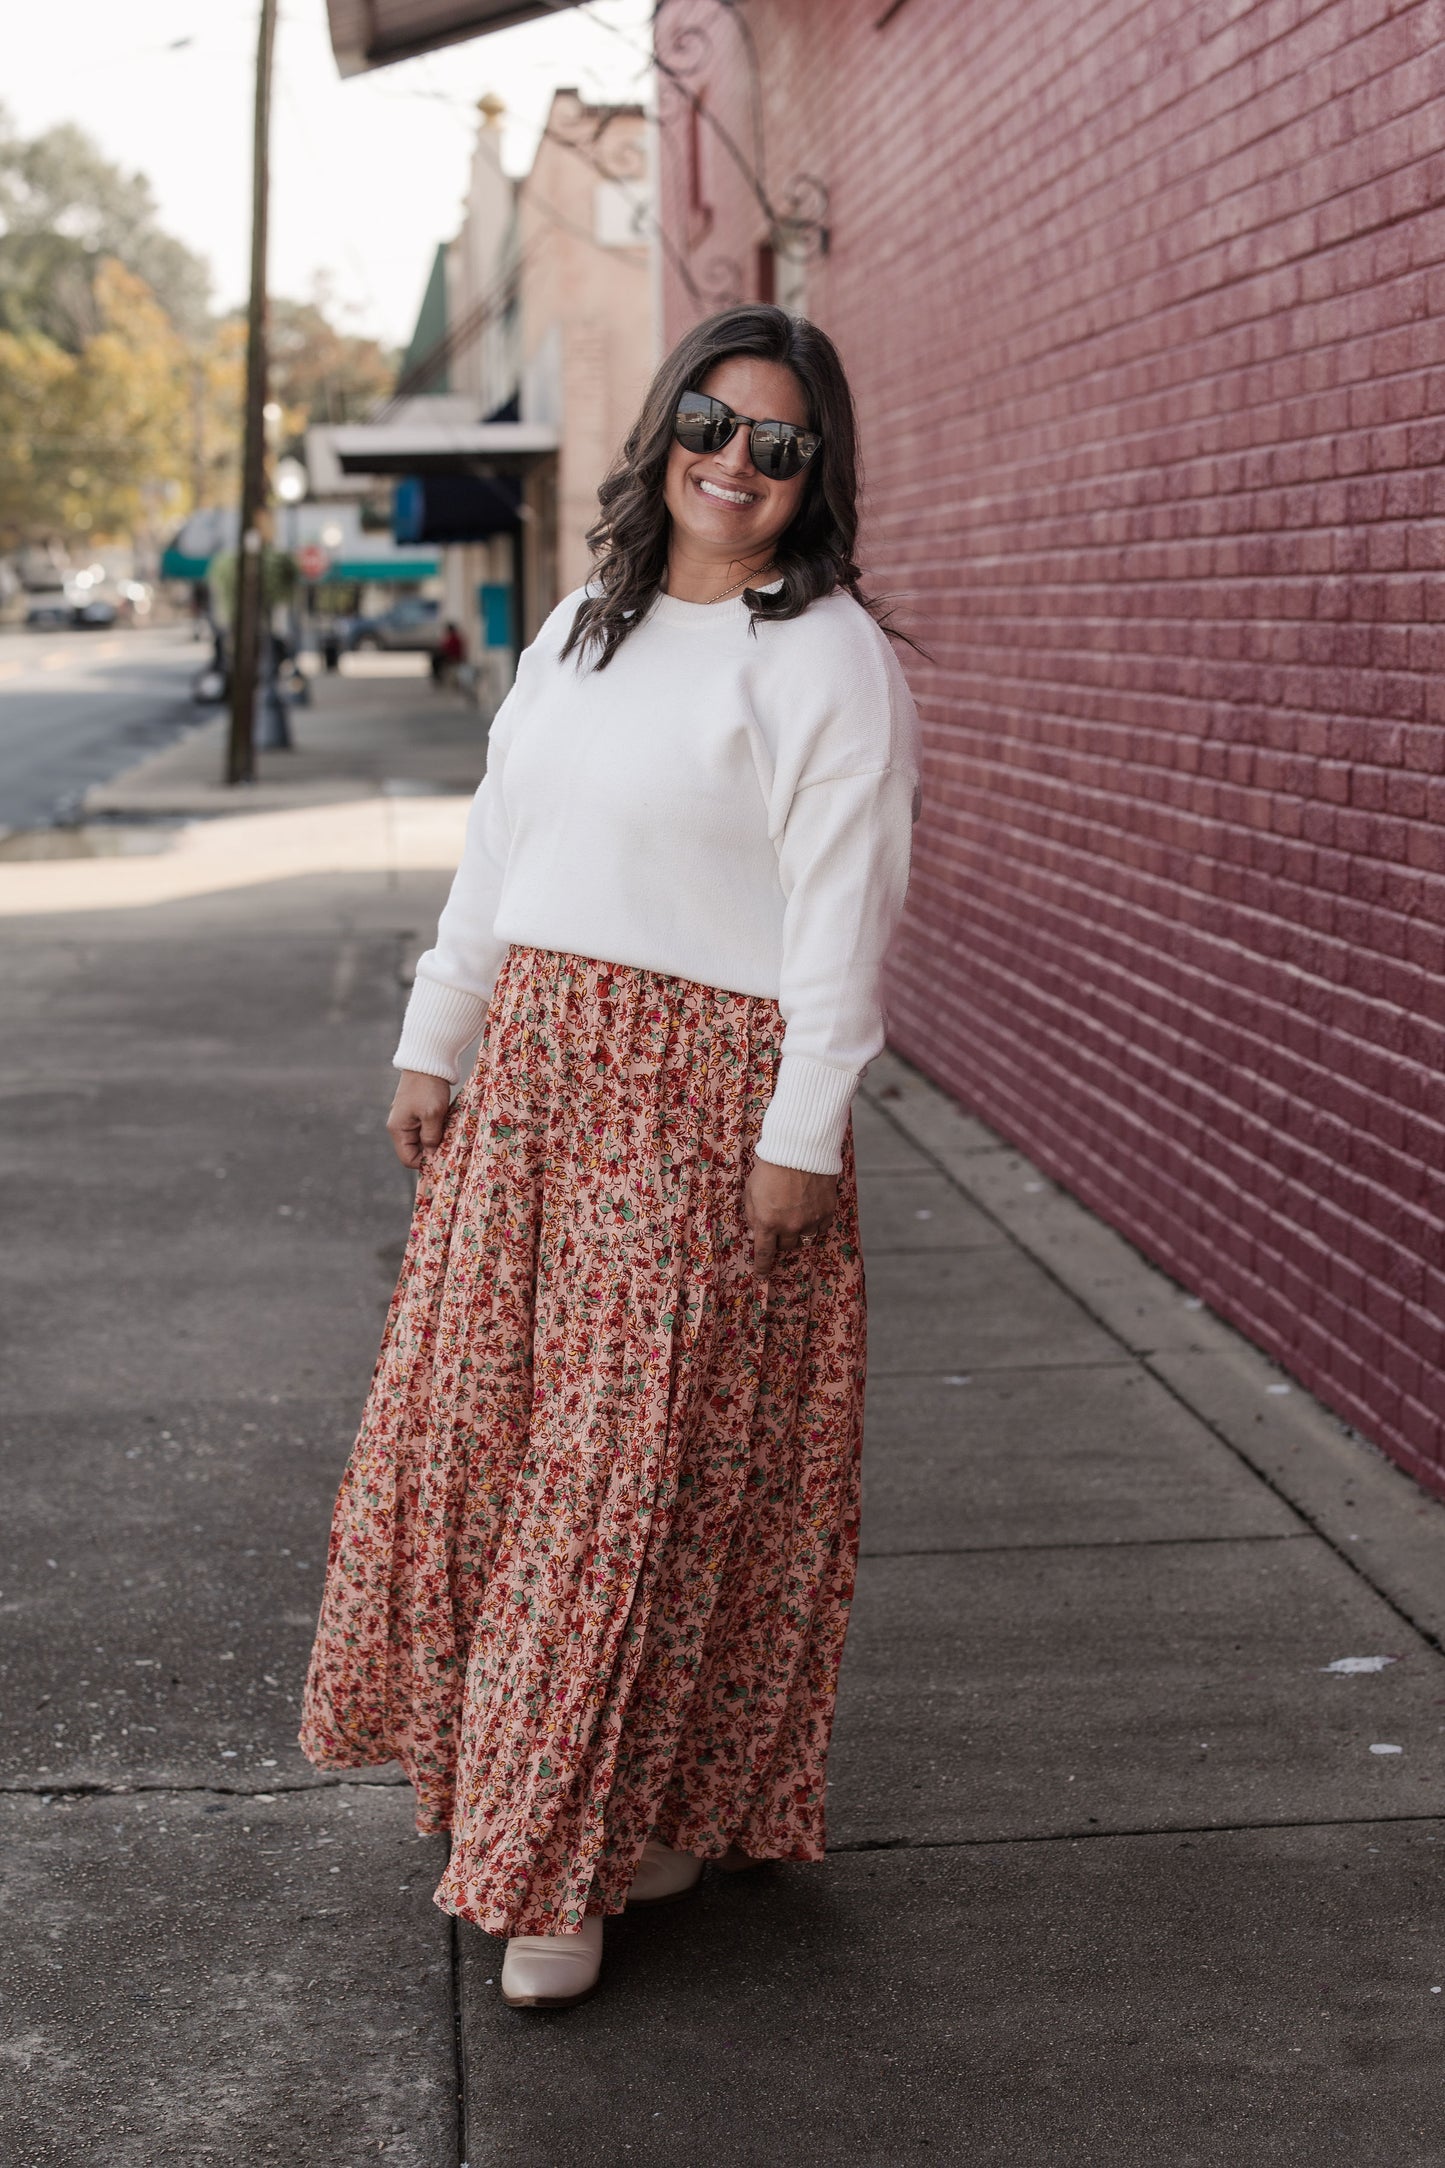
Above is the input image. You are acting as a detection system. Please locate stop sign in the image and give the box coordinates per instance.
[296,543,331,582]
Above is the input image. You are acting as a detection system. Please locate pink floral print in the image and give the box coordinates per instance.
[299,944,866,1937]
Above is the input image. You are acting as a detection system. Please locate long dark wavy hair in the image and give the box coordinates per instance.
[561,304,909,671]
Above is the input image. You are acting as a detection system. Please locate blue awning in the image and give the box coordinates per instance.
[394,474,521,544]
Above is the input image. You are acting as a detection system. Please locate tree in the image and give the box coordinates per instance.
[0,106,211,347]
[0,259,190,550]
[268,290,398,454]
[207,544,297,629]
[192,316,246,517]
[0,110,396,560]
[0,327,77,541]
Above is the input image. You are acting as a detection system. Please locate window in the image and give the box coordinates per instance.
[594,178,651,247]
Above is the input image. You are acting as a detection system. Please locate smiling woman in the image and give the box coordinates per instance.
[298,303,923,2014]
[562,304,900,667]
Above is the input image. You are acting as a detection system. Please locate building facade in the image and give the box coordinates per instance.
[435,91,655,611]
[314,89,655,701]
[658,0,1445,1499]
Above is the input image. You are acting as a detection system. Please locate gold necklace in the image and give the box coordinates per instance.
[700,565,777,605]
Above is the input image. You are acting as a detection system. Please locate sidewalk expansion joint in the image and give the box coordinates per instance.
[866,1358,1136,1379]
[826,1809,1445,1855]
[859,1530,1314,1559]
[449,1910,470,2168]
[1139,1358,1445,1665]
[862,1082,1445,1664]
[0,1774,409,1802]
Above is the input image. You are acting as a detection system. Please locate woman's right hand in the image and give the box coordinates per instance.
[386,1070,453,1169]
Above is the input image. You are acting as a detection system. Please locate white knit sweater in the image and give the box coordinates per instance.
[393,581,922,1175]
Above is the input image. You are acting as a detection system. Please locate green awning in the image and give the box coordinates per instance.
[160,548,211,580]
[324,554,440,582]
[159,544,440,583]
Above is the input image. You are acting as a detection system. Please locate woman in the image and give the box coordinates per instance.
[299,303,922,2009]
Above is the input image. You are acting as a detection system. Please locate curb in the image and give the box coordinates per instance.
[861,1048,1445,1651]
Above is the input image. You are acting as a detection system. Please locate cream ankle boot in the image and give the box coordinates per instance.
[626,1836,704,1906]
[501,1913,604,2009]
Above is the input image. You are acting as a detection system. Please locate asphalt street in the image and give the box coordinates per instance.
[0,623,209,831]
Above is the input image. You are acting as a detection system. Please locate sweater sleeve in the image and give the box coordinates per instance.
[393,592,588,1079]
[755,633,922,1176]
[392,687,521,1083]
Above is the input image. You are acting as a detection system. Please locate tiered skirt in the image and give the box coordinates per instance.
[299,943,866,1937]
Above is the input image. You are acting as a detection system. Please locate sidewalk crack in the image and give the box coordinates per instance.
[450,1903,469,2168]
[859,1531,1314,1559]
[0,1775,409,1802]
[826,1809,1445,1854]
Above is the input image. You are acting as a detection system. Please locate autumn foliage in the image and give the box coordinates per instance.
[0,111,395,557]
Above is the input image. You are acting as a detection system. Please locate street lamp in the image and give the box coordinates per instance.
[274,456,308,703]
[246,441,303,753]
[274,457,306,507]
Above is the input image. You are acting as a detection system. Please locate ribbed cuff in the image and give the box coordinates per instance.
[755,1054,859,1176]
[392,974,489,1084]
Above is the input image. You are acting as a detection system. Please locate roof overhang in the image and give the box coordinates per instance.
[325,0,579,75]
[310,419,559,482]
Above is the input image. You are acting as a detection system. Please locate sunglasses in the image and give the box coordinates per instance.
[672,389,822,480]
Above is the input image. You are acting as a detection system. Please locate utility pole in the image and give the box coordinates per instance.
[226,0,278,786]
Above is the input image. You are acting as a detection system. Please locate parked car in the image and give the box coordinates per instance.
[23,576,150,630]
[347,598,441,652]
[72,588,124,628]
[24,591,73,629]
[73,577,150,627]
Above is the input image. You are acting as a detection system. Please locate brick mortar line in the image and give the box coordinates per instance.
[902,216,1445,391]
[872,1033,1440,1243]
[859,1075,1445,1658]
[867,361,1445,463]
[869,16,1430,263]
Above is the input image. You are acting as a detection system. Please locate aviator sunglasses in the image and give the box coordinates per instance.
[672,389,822,481]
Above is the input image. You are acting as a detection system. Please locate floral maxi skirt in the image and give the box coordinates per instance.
[298,944,867,1937]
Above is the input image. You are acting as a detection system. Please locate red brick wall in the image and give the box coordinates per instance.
[658,0,1445,1499]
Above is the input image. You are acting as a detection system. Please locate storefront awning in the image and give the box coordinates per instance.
[312,418,558,482]
[325,553,440,582]
[326,0,579,75]
[159,548,212,582]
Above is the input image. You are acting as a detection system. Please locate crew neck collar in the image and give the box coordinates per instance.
[648,576,784,629]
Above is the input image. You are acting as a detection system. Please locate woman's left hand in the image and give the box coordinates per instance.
[744,1156,839,1279]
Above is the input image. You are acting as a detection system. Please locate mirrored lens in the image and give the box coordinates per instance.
[674,393,820,477]
[758,420,801,476]
[751,423,811,479]
[674,394,735,455]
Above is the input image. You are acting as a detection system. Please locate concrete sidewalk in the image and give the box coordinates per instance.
[78,653,489,819]
[2,675,1443,2165]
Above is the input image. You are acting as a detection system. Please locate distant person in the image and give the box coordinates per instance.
[432,618,466,686]
[299,306,923,2011]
